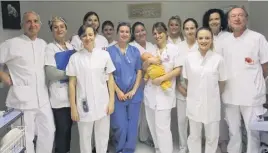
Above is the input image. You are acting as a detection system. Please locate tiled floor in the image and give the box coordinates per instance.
[68,108,225,153]
[69,108,182,153]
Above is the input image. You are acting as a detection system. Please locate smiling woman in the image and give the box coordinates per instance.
[44,16,74,153]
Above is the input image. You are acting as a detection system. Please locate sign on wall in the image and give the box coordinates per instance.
[128,3,162,19]
[1,1,21,30]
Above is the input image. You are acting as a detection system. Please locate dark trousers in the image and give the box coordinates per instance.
[53,107,73,153]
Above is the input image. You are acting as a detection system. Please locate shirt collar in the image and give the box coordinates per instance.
[20,34,37,42]
[232,28,249,39]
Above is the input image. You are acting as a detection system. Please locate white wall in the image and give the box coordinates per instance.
[248,1,268,39]
[0,1,255,43]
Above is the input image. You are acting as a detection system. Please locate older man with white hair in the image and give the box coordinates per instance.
[0,11,55,153]
[219,6,268,153]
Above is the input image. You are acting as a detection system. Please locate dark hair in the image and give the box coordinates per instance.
[116,22,131,34]
[83,11,100,32]
[196,27,214,50]
[78,25,97,38]
[202,8,227,31]
[152,22,167,34]
[168,15,184,41]
[183,18,198,29]
[130,21,145,42]
[101,20,114,32]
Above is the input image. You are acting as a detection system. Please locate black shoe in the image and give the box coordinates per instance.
[92,147,96,153]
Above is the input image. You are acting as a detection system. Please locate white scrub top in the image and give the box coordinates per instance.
[70,34,108,51]
[0,35,50,110]
[213,31,231,52]
[183,50,227,124]
[45,41,74,108]
[176,40,198,100]
[219,29,268,106]
[66,48,115,122]
[129,40,156,55]
[167,36,183,45]
[144,43,181,110]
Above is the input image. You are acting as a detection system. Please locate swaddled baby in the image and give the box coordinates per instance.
[141,52,171,91]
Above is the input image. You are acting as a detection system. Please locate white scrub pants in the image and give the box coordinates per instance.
[23,103,55,153]
[138,102,153,142]
[225,104,261,153]
[176,99,188,152]
[219,102,229,142]
[145,106,173,153]
[78,116,110,153]
[188,119,219,153]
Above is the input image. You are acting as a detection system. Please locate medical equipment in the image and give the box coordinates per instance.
[0,109,25,153]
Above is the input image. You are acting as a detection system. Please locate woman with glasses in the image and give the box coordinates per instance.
[70,11,108,51]
[129,21,156,147]
[107,22,143,153]
[143,22,181,153]
[167,15,185,45]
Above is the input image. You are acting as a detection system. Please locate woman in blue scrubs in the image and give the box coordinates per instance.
[107,22,143,153]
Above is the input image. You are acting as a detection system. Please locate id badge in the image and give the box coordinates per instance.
[82,99,89,113]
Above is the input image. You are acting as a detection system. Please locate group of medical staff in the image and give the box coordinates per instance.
[0,4,267,153]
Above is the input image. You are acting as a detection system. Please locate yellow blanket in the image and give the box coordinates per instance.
[144,65,171,91]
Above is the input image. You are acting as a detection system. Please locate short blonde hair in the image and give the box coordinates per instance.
[48,16,67,31]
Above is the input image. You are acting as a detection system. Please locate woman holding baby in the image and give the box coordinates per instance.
[143,22,181,153]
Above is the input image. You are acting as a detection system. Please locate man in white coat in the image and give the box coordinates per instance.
[220,6,268,153]
[0,11,55,153]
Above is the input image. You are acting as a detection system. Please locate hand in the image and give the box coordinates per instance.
[125,89,137,99]
[107,102,114,115]
[149,57,161,65]
[0,72,12,86]
[71,107,79,121]
[116,90,127,101]
[177,85,187,97]
[152,77,163,86]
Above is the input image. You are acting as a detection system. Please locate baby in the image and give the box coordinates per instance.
[141,52,171,91]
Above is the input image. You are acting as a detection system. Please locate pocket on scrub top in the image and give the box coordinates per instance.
[12,86,34,103]
[244,57,257,69]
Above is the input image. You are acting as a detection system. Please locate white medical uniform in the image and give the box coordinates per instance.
[220,29,268,153]
[66,48,115,153]
[0,35,55,153]
[44,42,74,108]
[167,36,183,45]
[176,40,198,152]
[183,50,227,153]
[70,34,108,51]
[144,43,181,153]
[130,40,156,143]
[213,31,232,55]
[213,30,231,144]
